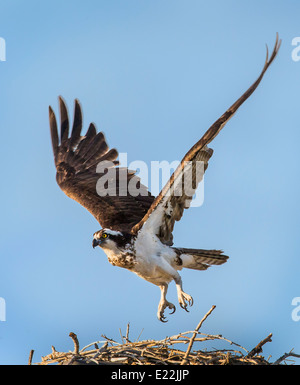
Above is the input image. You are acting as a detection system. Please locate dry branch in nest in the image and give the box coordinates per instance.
[30,305,300,366]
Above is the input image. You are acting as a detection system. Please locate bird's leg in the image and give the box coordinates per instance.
[155,259,193,315]
[173,274,193,312]
[157,284,176,322]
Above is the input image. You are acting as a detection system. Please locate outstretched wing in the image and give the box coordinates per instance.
[132,34,281,245]
[49,97,155,231]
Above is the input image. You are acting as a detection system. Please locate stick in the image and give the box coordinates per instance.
[135,328,144,342]
[273,351,300,365]
[246,333,272,358]
[69,332,79,355]
[119,328,125,344]
[181,305,216,365]
[28,350,34,365]
[126,322,130,343]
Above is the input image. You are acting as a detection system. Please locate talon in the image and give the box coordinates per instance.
[157,286,176,322]
[159,315,168,323]
[180,303,189,312]
[169,305,176,315]
[178,291,193,311]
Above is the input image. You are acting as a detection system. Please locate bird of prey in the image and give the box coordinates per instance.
[49,35,280,322]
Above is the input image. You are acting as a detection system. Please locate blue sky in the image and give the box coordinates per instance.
[1,0,300,364]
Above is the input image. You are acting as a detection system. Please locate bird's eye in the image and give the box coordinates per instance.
[102,233,108,238]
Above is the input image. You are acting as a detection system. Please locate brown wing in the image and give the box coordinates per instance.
[49,96,155,231]
[131,34,281,244]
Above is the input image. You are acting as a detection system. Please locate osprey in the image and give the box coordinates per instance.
[49,36,280,322]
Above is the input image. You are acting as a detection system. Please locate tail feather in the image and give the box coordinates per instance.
[173,247,228,271]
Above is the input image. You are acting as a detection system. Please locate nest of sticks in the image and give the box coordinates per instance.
[30,306,300,365]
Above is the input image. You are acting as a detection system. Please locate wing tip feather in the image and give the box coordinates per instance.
[49,105,59,159]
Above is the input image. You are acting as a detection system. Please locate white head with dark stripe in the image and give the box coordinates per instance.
[92,229,132,251]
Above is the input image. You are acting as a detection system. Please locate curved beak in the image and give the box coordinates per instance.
[92,238,101,248]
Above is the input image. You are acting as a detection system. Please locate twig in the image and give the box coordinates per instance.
[197,332,248,353]
[181,305,216,365]
[80,340,107,352]
[69,332,79,355]
[135,328,144,342]
[126,323,130,343]
[28,350,34,365]
[119,328,125,344]
[273,351,300,365]
[246,333,272,358]
[101,334,121,345]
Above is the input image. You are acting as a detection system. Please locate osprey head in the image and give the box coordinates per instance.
[92,229,131,250]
